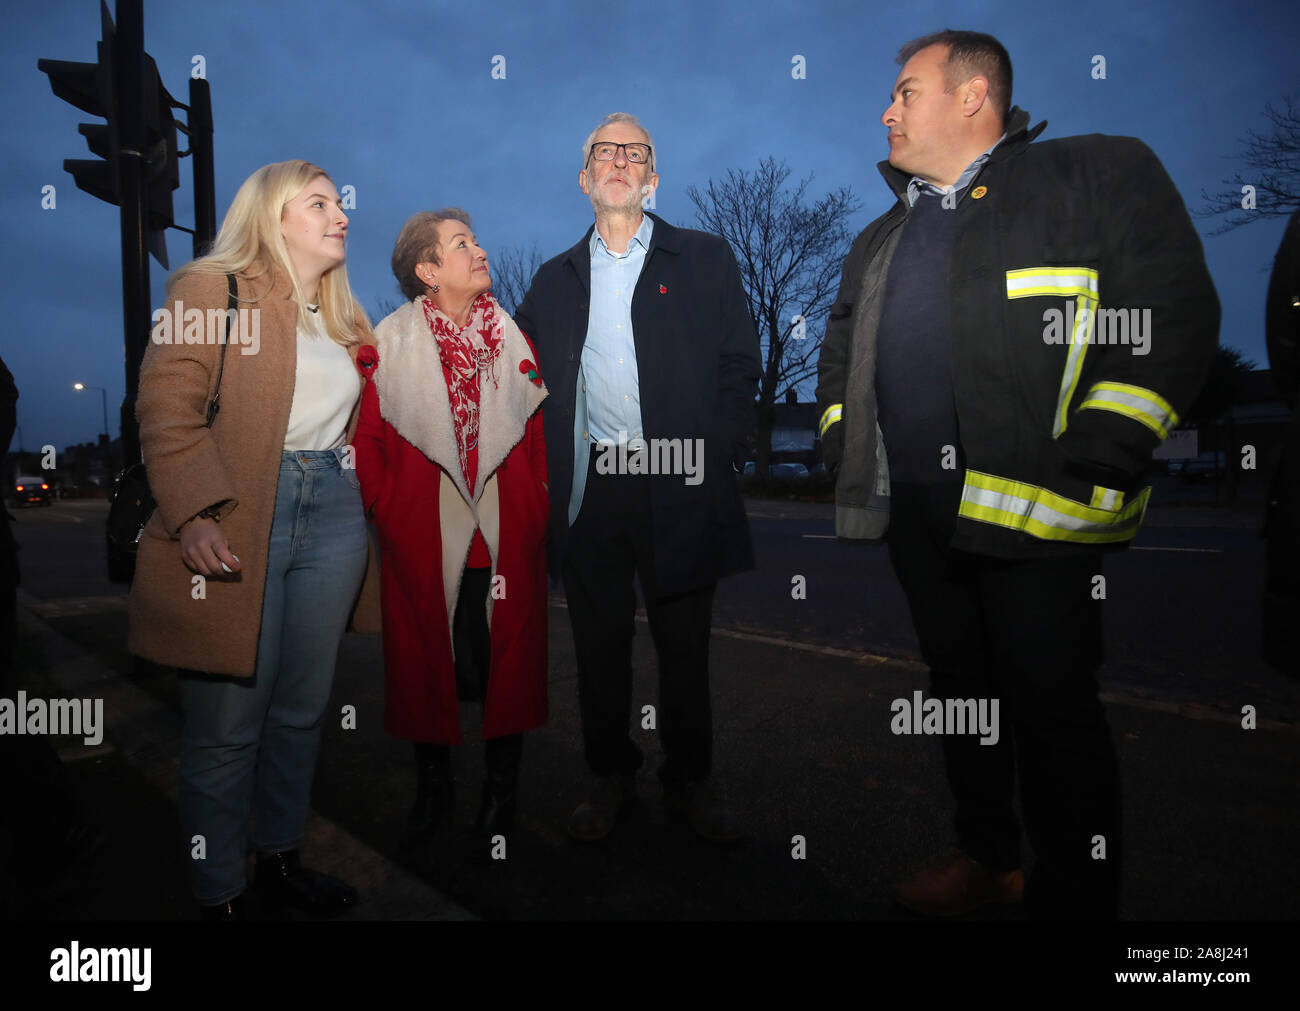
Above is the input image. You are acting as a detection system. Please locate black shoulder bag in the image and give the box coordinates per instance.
[107,274,238,584]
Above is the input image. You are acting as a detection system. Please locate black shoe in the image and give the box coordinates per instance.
[407,742,454,844]
[664,779,743,843]
[255,850,357,919]
[475,734,522,841]
[567,773,636,842]
[199,893,248,921]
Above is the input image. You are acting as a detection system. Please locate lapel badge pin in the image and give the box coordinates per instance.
[971,186,988,199]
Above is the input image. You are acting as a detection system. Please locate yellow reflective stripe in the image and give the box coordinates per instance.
[818,403,843,438]
[1089,486,1124,510]
[1006,267,1100,301]
[1053,293,1096,437]
[1078,381,1179,440]
[959,469,1148,544]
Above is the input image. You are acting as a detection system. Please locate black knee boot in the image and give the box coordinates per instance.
[408,742,453,842]
[475,734,522,842]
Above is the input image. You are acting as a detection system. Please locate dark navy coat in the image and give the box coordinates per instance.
[514,212,761,595]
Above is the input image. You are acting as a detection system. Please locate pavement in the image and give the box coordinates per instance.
[3,488,1297,927]
[10,593,473,922]
[6,559,1298,922]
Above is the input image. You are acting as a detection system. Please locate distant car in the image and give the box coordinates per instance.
[1179,451,1226,482]
[769,462,809,480]
[13,475,53,506]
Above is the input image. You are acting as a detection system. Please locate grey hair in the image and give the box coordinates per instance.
[390,207,472,302]
[581,112,657,174]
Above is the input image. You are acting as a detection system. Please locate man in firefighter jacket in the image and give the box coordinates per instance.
[816,30,1218,918]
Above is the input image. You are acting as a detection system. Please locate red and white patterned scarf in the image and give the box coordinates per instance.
[421,292,503,487]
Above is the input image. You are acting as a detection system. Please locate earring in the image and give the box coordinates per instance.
[430,283,440,294]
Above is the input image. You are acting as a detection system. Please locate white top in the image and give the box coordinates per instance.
[283,315,361,451]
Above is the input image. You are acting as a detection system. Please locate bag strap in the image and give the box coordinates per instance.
[204,273,238,428]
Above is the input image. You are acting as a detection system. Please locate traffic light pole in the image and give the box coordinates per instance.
[115,0,148,470]
[42,0,194,583]
[189,77,216,257]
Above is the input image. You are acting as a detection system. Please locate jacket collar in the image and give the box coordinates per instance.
[237,261,299,306]
[562,211,681,291]
[370,297,547,507]
[876,106,1047,201]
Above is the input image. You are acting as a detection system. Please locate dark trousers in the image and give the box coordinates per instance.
[886,481,1122,918]
[562,465,716,786]
[440,564,520,764]
[416,565,520,778]
[453,565,493,706]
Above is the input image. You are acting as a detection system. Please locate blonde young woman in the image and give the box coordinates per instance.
[128,160,377,921]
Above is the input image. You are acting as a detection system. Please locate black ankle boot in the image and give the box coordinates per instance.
[476,734,522,843]
[199,893,247,921]
[408,742,454,842]
[254,849,357,919]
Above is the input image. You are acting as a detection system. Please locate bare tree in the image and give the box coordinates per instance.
[490,243,544,315]
[687,157,859,474]
[1200,96,1300,234]
[1184,345,1259,426]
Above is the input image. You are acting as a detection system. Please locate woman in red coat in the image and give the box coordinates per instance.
[354,208,549,855]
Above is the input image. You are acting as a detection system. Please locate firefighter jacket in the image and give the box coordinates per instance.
[815,106,1220,558]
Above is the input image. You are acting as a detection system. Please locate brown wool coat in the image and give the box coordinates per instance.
[126,267,380,677]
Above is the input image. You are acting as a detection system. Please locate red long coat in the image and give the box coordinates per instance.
[353,297,549,744]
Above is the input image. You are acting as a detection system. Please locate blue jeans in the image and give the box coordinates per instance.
[178,448,367,905]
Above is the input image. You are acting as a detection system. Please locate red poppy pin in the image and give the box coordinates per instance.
[519,359,543,386]
[659,284,667,294]
[356,344,379,375]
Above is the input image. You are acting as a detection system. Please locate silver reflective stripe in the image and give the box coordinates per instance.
[961,483,1125,534]
[1052,294,1096,437]
[1078,381,1178,439]
[1004,268,1103,438]
[1093,487,1122,511]
[818,403,843,438]
[1005,267,1100,300]
[959,469,1148,544]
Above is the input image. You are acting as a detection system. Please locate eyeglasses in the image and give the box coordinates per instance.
[588,142,652,165]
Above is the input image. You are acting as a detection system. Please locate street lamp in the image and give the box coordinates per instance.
[73,382,110,444]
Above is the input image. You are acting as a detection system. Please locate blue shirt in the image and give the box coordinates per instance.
[906,133,1006,207]
[569,214,654,523]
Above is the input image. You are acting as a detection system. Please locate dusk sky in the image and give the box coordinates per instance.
[3,0,1297,453]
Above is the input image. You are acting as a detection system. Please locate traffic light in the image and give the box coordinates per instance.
[38,1,119,207]
[38,0,177,267]
[39,0,199,585]
[142,53,178,267]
